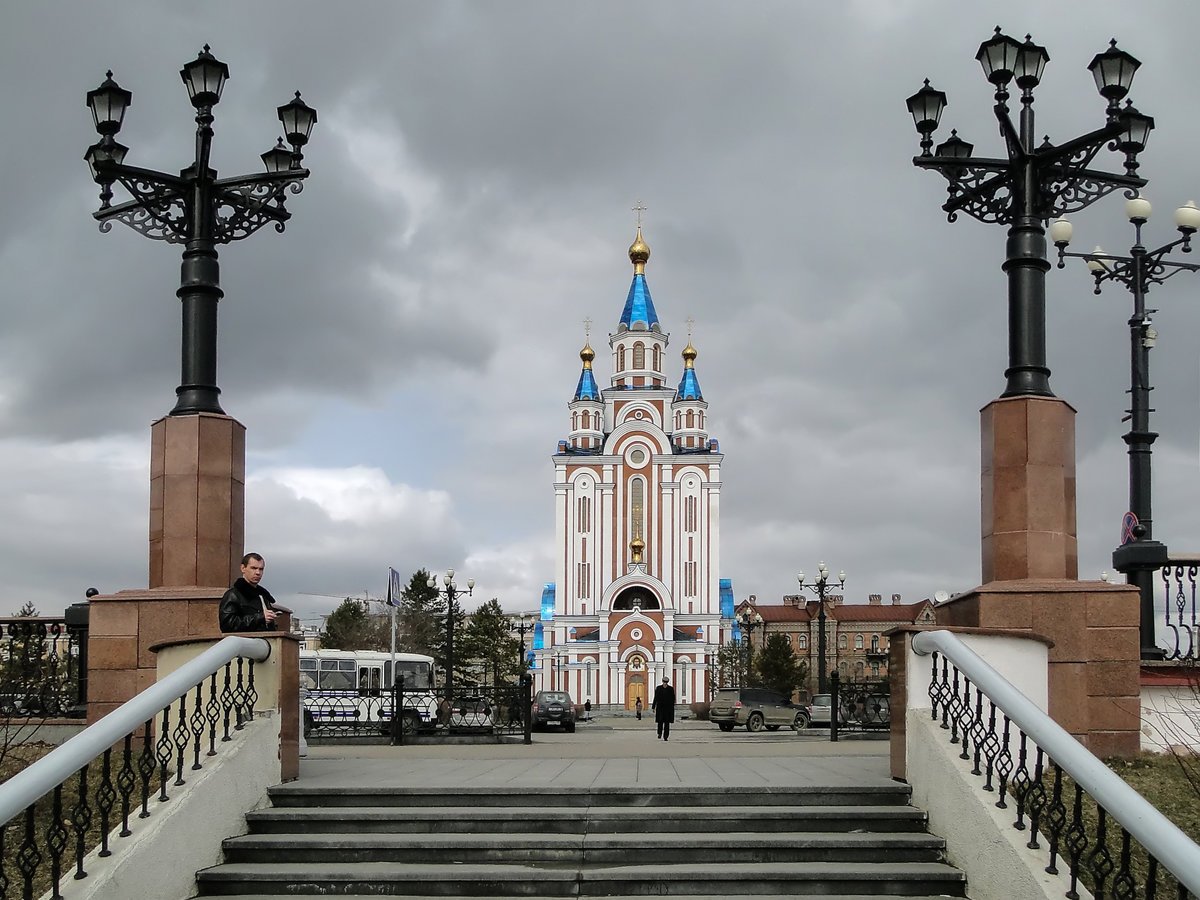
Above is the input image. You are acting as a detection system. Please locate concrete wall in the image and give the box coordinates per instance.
[907,709,1094,900]
[1142,684,1200,753]
[54,713,280,900]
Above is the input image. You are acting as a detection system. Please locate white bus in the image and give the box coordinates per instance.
[299,649,438,735]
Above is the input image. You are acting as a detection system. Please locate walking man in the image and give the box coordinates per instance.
[652,675,676,741]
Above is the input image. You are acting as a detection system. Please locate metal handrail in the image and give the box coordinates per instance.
[0,635,270,826]
[911,629,1200,896]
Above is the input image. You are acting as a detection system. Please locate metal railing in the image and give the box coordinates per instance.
[0,635,270,900]
[1158,560,1198,661]
[828,673,891,741]
[912,629,1200,900]
[0,617,88,720]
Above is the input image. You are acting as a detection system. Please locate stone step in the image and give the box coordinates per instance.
[245,804,928,835]
[266,783,912,808]
[195,895,958,900]
[194,861,967,897]
[221,830,946,866]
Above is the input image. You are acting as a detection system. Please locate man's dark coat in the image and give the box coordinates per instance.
[218,578,278,632]
[652,681,676,724]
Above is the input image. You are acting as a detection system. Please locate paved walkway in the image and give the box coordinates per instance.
[299,717,893,789]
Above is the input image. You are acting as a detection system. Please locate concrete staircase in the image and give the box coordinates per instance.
[193,782,966,898]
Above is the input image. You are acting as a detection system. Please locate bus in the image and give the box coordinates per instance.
[299,649,438,736]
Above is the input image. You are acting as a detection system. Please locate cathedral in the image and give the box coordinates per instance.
[531,227,734,710]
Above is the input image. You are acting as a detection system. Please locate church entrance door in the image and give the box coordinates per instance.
[627,676,646,710]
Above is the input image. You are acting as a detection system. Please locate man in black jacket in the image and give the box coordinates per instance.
[652,675,676,741]
[219,553,279,632]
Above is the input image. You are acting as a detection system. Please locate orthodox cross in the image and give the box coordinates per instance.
[632,201,647,228]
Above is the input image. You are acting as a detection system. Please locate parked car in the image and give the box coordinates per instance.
[709,688,810,732]
[807,693,846,727]
[532,690,576,732]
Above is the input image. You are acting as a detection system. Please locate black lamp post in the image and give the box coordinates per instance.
[85,47,316,416]
[797,563,846,694]
[735,607,764,686]
[510,613,535,669]
[1050,198,1200,658]
[428,569,473,708]
[906,29,1151,398]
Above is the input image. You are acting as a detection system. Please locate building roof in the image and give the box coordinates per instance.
[675,345,703,401]
[573,366,601,401]
[740,598,935,625]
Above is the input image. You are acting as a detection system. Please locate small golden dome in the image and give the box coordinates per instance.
[580,341,595,368]
[628,226,650,272]
[681,341,697,367]
[630,535,645,563]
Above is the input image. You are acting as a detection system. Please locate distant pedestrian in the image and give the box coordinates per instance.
[635,697,643,720]
[652,675,676,741]
[219,553,279,632]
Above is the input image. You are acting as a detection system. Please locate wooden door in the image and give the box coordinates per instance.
[627,677,646,710]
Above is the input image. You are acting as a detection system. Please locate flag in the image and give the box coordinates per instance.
[386,567,403,607]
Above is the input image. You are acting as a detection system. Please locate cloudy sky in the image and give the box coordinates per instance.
[2,3,1198,642]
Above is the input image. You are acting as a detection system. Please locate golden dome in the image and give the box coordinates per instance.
[630,535,645,563]
[580,341,595,368]
[628,226,650,273]
[682,340,697,367]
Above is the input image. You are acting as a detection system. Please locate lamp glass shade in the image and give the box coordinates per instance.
[467,579,475,590]
[1117,104,1154,154]
[975,28,1021,85]
[427,577,436,588]
[905,81,947,134]
[935,130,974,161]
[87,73,133,136]
[278,91,317,147]
[1174,201,1200,233]
[84,139,128,182]
[447,568,455,579]
[1125,197,1152,223]
[180,46,229,108]
[261,138,293,174]
[1048,217,1073,245]
[1087,248,1107,273]
[796,572,805,585]
[1014,36,1049,89]
[1088,40,1140,102]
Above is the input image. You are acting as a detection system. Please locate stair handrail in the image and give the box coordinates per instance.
[0,635,270,826]
[911,629,1200,897]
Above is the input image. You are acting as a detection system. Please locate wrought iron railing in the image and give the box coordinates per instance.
[828,673,890,741]
[0,617,88,720]
[913,630,1200,900]
[0,635,269,900]
[1158,559,1198,661]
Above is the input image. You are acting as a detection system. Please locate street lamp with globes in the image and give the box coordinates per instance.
[797,563,846,694]
[1049,197,1200,658]
[427,569,473,709]
[734,607,764,685]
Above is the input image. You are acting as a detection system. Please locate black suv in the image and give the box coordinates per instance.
[532,690,577,732]
[709,687,809,732]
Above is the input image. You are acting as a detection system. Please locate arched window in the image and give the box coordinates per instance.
[686,410,695,429]
[653,345,661,371]
[633,342,645,369]
[798,634,808,650]
[871,635,880,652]
[838,634,848,650]
[618,346,626,371]
[855,635,864,650]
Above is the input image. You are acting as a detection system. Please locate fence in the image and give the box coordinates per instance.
[1158,559,1198,661]
[0,614,88,720]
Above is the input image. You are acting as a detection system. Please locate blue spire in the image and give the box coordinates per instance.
[574,367,600,401]
[619,273,660,330]
[573,342,601,401]
[675,341,703,400]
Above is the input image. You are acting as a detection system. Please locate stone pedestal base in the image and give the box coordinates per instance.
[937,580,1141,757]
[981,396,1077,581]
[86,587,291,723]
[150,412,245,589]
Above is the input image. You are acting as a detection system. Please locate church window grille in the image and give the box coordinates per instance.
[618,346,626,371]
[653,345,661,371]
[633,342,645,369]
[630,477,644,552]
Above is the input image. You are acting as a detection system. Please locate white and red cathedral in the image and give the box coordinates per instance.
[531,227,734,709]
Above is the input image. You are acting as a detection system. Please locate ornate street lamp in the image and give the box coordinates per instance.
[427,569,474,710]
[735,606,764,685]
[85,47,316,416]
[510,613,536,669]
[906,29,1150,399]
[1050,198,1200,658]
[797,563,846,694]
